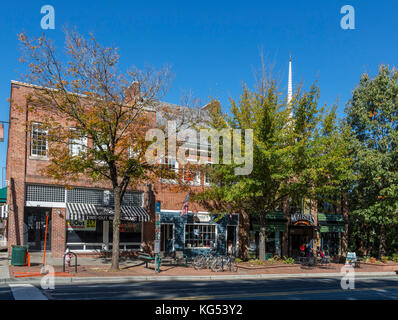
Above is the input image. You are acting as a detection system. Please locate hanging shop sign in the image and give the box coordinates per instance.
[291,213,316,226]
[194,214,211,223]
[67,220,97,231]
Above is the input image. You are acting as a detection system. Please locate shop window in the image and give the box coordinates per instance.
[66,220,103,244]
[109,222,142,243]
[185,224,216,248]
[31,122,48,157]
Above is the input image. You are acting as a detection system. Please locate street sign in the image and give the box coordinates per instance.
[154,240,160,254]
[155,202,161,213]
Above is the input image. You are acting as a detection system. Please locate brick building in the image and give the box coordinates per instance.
[5,81,242,258]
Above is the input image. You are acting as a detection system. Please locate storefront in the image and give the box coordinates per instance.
[318,213,345,256]
[250,212,287,258]
[288,213,317,257]
[65,201,150,252]
[23,184,149,254]
[159,211,239,257]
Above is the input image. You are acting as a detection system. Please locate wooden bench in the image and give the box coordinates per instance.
[137,253,161,272]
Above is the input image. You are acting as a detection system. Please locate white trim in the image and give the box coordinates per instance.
[183,223,217,249]
[30,122,49,158]
[160,210,210,214]
[25,201,66,208]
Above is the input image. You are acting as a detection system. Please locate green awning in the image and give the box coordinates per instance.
[252,222,287,233]
[318,213,344,222]
[265,212,285,220]
[320,225,346,233]
[0,187,6,203]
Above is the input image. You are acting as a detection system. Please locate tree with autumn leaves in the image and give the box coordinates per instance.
[18,29,173,270]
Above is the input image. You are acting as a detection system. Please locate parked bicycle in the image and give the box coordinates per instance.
[211,253,238,272]
[193,249,218,270]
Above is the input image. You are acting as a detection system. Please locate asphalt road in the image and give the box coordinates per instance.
[1,276,398,300]
[29,275,398,300]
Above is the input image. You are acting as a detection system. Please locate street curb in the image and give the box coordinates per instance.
[0,271,396,285]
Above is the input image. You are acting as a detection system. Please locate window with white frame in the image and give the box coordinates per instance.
[185,224,216,248]
[30,123,48,157]
[69,129,87,157]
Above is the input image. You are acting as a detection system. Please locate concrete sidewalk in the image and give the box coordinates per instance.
[0,252,10,281]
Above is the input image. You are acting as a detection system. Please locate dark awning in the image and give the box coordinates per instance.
[66,203,99,221]
[66,203,150,222]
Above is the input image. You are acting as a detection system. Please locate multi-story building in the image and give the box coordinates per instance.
[5,80,241,258]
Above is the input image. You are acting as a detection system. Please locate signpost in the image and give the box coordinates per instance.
[155,202,161,273]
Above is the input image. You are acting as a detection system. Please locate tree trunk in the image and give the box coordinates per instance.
[111,186,121,271]
[259,214,266,261]
[341,193,349,257]
[238,210,250,260]
[259,227,266,261]
[379,224,386,259]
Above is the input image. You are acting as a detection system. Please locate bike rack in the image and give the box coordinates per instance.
[63,252,78,273]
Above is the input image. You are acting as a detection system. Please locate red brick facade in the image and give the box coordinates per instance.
[6,81,221,258]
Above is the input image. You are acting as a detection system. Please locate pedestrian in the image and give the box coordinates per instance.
[300,243,305,257]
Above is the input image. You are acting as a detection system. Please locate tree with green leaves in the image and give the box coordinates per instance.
[345,65,398,258]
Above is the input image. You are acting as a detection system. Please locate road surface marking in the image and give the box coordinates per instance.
[9,284,48,300]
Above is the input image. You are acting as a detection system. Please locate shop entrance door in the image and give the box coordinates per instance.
[227,226,237,255]
[289,226,314,257]
[160,224,174,253]
[25,207,52,251]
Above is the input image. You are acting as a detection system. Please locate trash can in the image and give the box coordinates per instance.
[11,245,28,266]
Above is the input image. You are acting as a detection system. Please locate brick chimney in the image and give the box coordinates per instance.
[124,81,140,106]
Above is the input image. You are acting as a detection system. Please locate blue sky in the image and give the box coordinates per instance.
[0,0,397,177]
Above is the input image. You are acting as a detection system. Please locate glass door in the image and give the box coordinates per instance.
[25,207,51,251]
[160,224,174,253]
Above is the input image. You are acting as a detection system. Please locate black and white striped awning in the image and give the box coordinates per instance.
[66,203,150,222]
[0,205,8,219]
[66,203,99,221]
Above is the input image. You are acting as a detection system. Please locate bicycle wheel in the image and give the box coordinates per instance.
[207,256,217,269]
[211,257,223,272]
[193,255,204,270]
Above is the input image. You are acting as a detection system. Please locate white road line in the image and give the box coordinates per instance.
[9,284,48,300]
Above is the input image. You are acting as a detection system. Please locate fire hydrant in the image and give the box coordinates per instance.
[64,248,72,267]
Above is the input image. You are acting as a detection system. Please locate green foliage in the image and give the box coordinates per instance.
[346,65,398,257]
[282,256,295,264]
